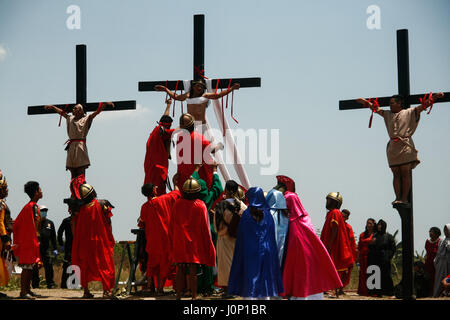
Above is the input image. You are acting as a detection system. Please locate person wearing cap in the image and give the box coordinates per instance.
[0,171,12,297]
[13,181,43,299]
[320,192,354,298]
[71,184,115,298]
[143,98,176,196]
[155,80,240,125]
[139,174,181,295]
[228,187,284,299]
[176,113,224,191]
[31,205,58,289]
[169,177,216,300]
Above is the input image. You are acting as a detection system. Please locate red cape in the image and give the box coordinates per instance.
[169,198,216,266]
[346,222,357,261]
[12,202,41,265]
[71,199,115,291]
[176,131,213,190]
[140,190,181,279]
[144,125,174,195]
[320,209,354,271]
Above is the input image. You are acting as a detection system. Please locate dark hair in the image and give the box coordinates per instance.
[391,94,404,107]
[273,183,286,192]
[225,180,239,194]
[341,209,350,216]
[215,200,241,238]
[141,183,154,198]
[159,115,173,124]
[189,80,206,97]
[364,218,377,237]
[183,191,201,201]
[24,181,40,199]
[250,207,264,223]
[429,227,441,237]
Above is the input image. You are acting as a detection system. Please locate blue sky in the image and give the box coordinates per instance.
[0,0,449,253]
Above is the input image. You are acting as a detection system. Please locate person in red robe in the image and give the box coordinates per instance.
[144,98,175,196]
[169,177,216,300]
[340,209,357,294]
[140,174,181,295]
[71,184,115,298]
[357,218,376,296]
[425,226,441,296]
[176,113,222,190]
[320,192,354,298]
[12,181,43,299]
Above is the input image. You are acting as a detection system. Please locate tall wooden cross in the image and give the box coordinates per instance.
[28,44,136,115]
[339,29,450,300]
[138,14,261,189]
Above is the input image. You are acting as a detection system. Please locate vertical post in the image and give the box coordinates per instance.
[396,29,415,300]
[193,15,205,81]
[76,44,87,105]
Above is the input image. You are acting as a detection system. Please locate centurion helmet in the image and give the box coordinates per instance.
[179,113,195,129]
[79,183,96,203]
[182,177,202,194]
[0,171,7,191]
[326,192,343,207]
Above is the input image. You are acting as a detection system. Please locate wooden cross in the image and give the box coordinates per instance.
[138,14,261,189]
[339,29,450,300]
[27,44,136,115]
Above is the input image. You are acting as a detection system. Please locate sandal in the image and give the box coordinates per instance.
[82,292,94,299]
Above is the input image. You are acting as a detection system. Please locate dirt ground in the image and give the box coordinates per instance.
[2,287,449,300]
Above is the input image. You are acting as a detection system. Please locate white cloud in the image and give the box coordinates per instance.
[0,44,7,62]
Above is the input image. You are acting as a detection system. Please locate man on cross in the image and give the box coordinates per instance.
[44,102,113,180]
[155,80,240,125]
[357,92,444,206]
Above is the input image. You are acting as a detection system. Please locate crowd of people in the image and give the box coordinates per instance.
[0,81,448,300]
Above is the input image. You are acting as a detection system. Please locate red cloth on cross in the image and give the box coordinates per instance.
[71,199,115,291]
[12,202,41,265]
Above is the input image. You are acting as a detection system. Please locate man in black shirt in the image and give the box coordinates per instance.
[32,205,58,289]
[57,214,73,289]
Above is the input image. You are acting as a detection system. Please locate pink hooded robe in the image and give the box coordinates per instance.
[281,192,342,298]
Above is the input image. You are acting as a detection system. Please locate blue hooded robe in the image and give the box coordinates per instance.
[228,187,284,298]
[266,189,289,268]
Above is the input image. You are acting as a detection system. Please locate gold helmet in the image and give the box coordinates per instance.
[183,177,201,194]
[326,192,343,206]
[237,187,245,201]
[79,184,95,200]
[179,113,195,129]
[0,171,7,190]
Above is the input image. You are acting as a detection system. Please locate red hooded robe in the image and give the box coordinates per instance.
[169,198,216,267]
[12,202,41,265]
[71,199,115,291]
